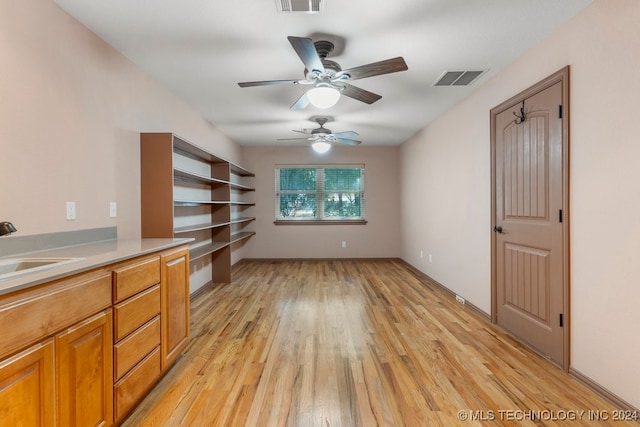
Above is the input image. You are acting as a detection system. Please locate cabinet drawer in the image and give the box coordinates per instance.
[113,256,160,302]
[113,285,160,341]
[114,316,160,381]
[0,272,112,360]
[114,346,161,421]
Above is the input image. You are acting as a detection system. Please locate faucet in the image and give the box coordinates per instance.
[0,221,17,236]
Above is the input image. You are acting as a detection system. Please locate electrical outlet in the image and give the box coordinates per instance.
[109,202,117,218]
[428,254,433,263]
[420,250,424,259]
[341,241,347,248]
[66,201,76,220]
[455,295,466,305]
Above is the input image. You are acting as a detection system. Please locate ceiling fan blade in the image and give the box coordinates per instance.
[340,83,382,104]
[292,129,311,135]
[291,92,310,110]
[288,36,325,74]
[336,138,362,146]
[338,57,408,81]
[277,137,311,141]
[330,131,359,138]
[238,79,300,87]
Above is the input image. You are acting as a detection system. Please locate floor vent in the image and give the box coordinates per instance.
[434,70,486,86]
[276,0,323,13]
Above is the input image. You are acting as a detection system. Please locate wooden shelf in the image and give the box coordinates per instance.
[174,200,232,206]
[229,181,255,192]
[230,217,255,225]
[173,221,229,234]
[172,136,255,177]
[141,132,255,284]
[189,232,255,262]
[189,242,228,261]
[173,217,255,234]
[230,231,255,245]
[173,168,228,186]
[174,168,255,192]
[173,200,255,207]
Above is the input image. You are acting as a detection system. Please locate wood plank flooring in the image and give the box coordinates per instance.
[123,259,636,426]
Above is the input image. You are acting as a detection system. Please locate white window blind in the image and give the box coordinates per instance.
[275,165,365,222]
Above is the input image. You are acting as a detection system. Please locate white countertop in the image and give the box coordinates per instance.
[0,238,192,296]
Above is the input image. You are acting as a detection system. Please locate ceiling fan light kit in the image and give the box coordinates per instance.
[307,85,341,109]
[311,140,332,153]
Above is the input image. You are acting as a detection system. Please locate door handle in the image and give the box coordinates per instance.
[493,226,503,233]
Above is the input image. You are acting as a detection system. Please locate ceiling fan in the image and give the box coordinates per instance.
[277,117,361,153]
[238,36,408,109]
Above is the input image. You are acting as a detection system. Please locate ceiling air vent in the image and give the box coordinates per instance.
[434,70,486,86]
[276,0,323,13]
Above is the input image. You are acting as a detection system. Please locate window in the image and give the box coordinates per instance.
[275,165,366,224]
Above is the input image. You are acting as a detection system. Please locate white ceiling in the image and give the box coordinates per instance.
[53,0,592,147]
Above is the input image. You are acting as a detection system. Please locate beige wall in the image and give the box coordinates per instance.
[400,0,640,409]
[0,0,240,239]
[241,145,401,259]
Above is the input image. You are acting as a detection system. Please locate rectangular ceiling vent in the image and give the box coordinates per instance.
[434,70,486,86]
[276,0,323,13]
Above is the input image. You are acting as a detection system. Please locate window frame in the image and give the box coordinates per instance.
[274,164,367,225]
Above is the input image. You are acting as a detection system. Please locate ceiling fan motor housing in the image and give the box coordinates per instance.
[311,118,331,135]
[314,40,334,59]
[304,41,342,80]
[311,127,331,136]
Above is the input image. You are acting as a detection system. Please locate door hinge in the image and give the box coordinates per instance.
[559,209,563,223]
[558,105,563,119]
[559,313,564,327]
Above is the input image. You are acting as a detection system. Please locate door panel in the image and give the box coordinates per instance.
[504,244,550,324]
[160,247,190,370]
[0,340,55,427]
[56,309,113,427]
[494,81,564,365]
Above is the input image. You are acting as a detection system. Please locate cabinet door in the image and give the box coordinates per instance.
[56,310,113,427]
[160,247,190,370]
[0,339,55,427]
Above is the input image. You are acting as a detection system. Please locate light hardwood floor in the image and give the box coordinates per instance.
[123,259,636,426]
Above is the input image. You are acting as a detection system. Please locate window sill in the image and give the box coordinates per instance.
[274,220,368,226]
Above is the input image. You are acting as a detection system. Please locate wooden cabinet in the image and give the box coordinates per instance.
[141,132,255,284]
[0,243,190,426]
[160,246,190,370]
[112,255,162,423]
[0,339,55,427]
[110,247,189,422]
[56,310,113,427]
[0,271,112,360]
[0,270,112,427]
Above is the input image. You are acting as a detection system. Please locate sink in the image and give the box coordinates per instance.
[0,257,84,281]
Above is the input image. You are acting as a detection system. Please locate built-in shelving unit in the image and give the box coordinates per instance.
[140,133,255,284]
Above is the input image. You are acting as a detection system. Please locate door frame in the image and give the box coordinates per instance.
[490,66,571,370]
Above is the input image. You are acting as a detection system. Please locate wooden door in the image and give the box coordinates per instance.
[0,340,55,427]
[56,310,113,427]
[491,69,569,367]
[160,247,190,370]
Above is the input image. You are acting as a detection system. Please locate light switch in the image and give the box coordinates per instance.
[66,202,76,220]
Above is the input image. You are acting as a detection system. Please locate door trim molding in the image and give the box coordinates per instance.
[490,66,570,370]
